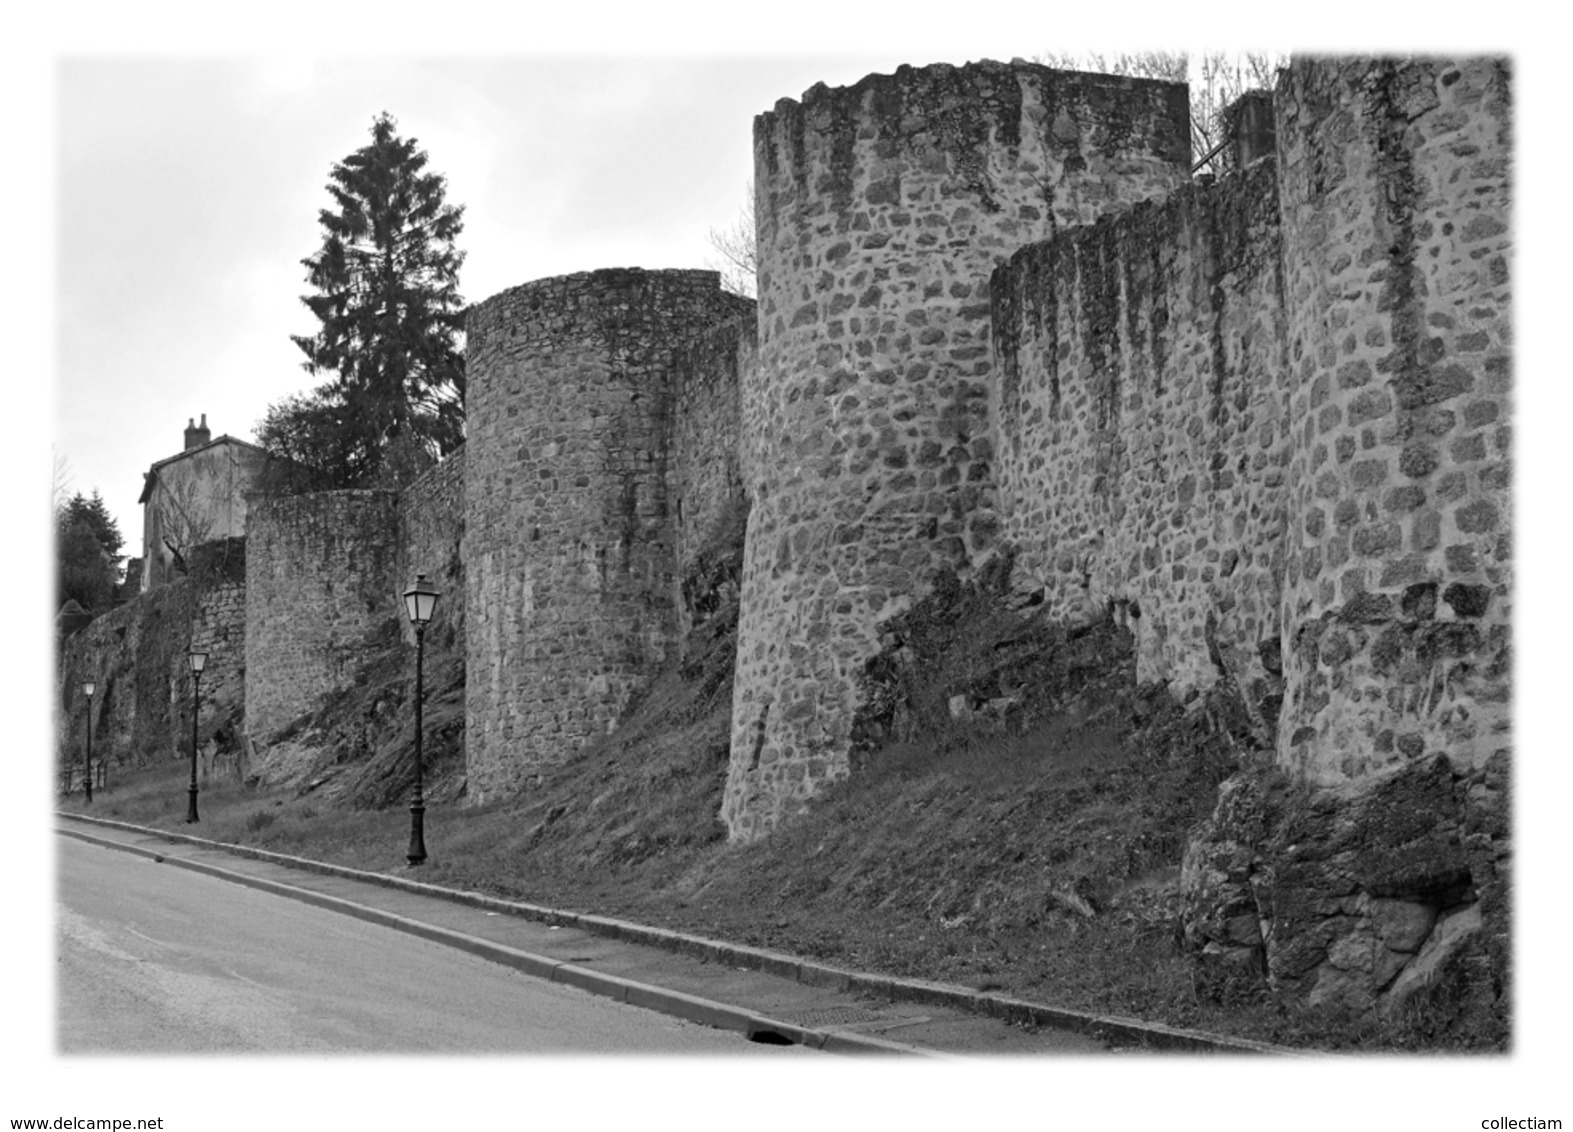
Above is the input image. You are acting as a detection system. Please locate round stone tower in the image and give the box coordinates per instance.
[464,268,751,802]
[1275,57,1512,784]
[724,60,1192,841]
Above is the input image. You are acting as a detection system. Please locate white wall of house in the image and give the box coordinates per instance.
[141,439,267,590]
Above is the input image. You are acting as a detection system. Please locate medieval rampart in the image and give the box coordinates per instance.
[725,59,1193,840]
[186,539,249,735]
[1166,58,1514,1014]
[464,268,753,801]
[671,314,756,643]
[990,158,1291,735]
[719,54,1510,839]
[244,490,401,741]
[53,53,1509,1025]
[1274,57,1512,785]
[62,62,1509,954]
[58,538,247,779]
[59,593,147,780]
[397,446,467,661]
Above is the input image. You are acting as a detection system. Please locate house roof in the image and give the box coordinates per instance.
[138,434,267,504]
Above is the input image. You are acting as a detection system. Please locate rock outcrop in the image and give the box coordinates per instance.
[1182,750,1508,1029]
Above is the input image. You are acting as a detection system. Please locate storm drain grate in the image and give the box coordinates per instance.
[773,1005,903,1029]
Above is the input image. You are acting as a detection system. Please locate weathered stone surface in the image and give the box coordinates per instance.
[673,318,756,649]
[727,59,1192,841]
[1371,896,1437,953]
[455,55,1511,870]
[466,268,752,802]
[1383,903,1483,1010]
[1276,57,1512,786]
[397,449,466,654]
[1181,751,1509,1020]
[245,492,401,744]
[993,160,1290,725]
[1180,766,1288,989]
[60,538,249,782]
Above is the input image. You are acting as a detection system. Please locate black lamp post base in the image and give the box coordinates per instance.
[407,802,427,865]
[189,667,204,825]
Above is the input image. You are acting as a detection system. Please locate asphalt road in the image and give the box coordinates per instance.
[56,835,808,1055]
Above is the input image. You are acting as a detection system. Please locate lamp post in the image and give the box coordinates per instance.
[81,680,96,804]
[187,649,207,823]
[402,572,440,866]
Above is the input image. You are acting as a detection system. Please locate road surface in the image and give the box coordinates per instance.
[56,834,808,1055]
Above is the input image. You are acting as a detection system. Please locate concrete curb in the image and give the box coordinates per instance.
[56,811,1291,1055]
[56,821,933,1057]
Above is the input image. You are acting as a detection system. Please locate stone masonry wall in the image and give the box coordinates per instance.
[671,312,756,643]
[725,60,1193,841]
[64,60,1507,932]
[397,446,467,662]
[244,491,401,742]
[465,269,752,802]
[1275,57,1512,785]
[59,599,140,782]
[58,537,247,783]
[990,159,1292,735]
[186,539,248,741]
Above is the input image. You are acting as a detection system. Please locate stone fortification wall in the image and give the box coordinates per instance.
[59,589,178,781]
[671,312,756,643]
[990,158,1291,733]
[244,491,401,741]
[397,447,467,658]
[57,538,247,781]
[725,60,1193,841]
[1274,57,1512,785]
[1164,58,1514,1017]
[186,539,249,737]
[465,268,752,802]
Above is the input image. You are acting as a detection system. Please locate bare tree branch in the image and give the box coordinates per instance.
[51,446,73,515]
[1034,50,1288,174]
[153,469,219,567]
[706,180,757,299]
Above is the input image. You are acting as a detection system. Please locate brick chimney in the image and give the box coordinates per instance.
[184,413,211,450]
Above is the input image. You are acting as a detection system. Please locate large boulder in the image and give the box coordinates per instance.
[1181,751,1509,1030]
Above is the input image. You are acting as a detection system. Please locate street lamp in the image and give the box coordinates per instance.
[402,572,440,866]
[187,649,207,823]
[81,680,96,804]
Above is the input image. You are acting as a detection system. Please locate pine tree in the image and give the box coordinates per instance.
[277,112,466,490]
[56,490,124,615]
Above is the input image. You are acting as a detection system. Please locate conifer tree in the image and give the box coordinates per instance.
[272,112,466,490]
[55,490,124,615]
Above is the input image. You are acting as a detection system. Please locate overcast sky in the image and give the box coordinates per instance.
[52,51,1018,549]
[15,6,1568,1126]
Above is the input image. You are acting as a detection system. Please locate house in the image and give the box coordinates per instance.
[138,414,269,591]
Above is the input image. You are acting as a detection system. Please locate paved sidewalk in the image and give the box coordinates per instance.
[56,813,1286,1056]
